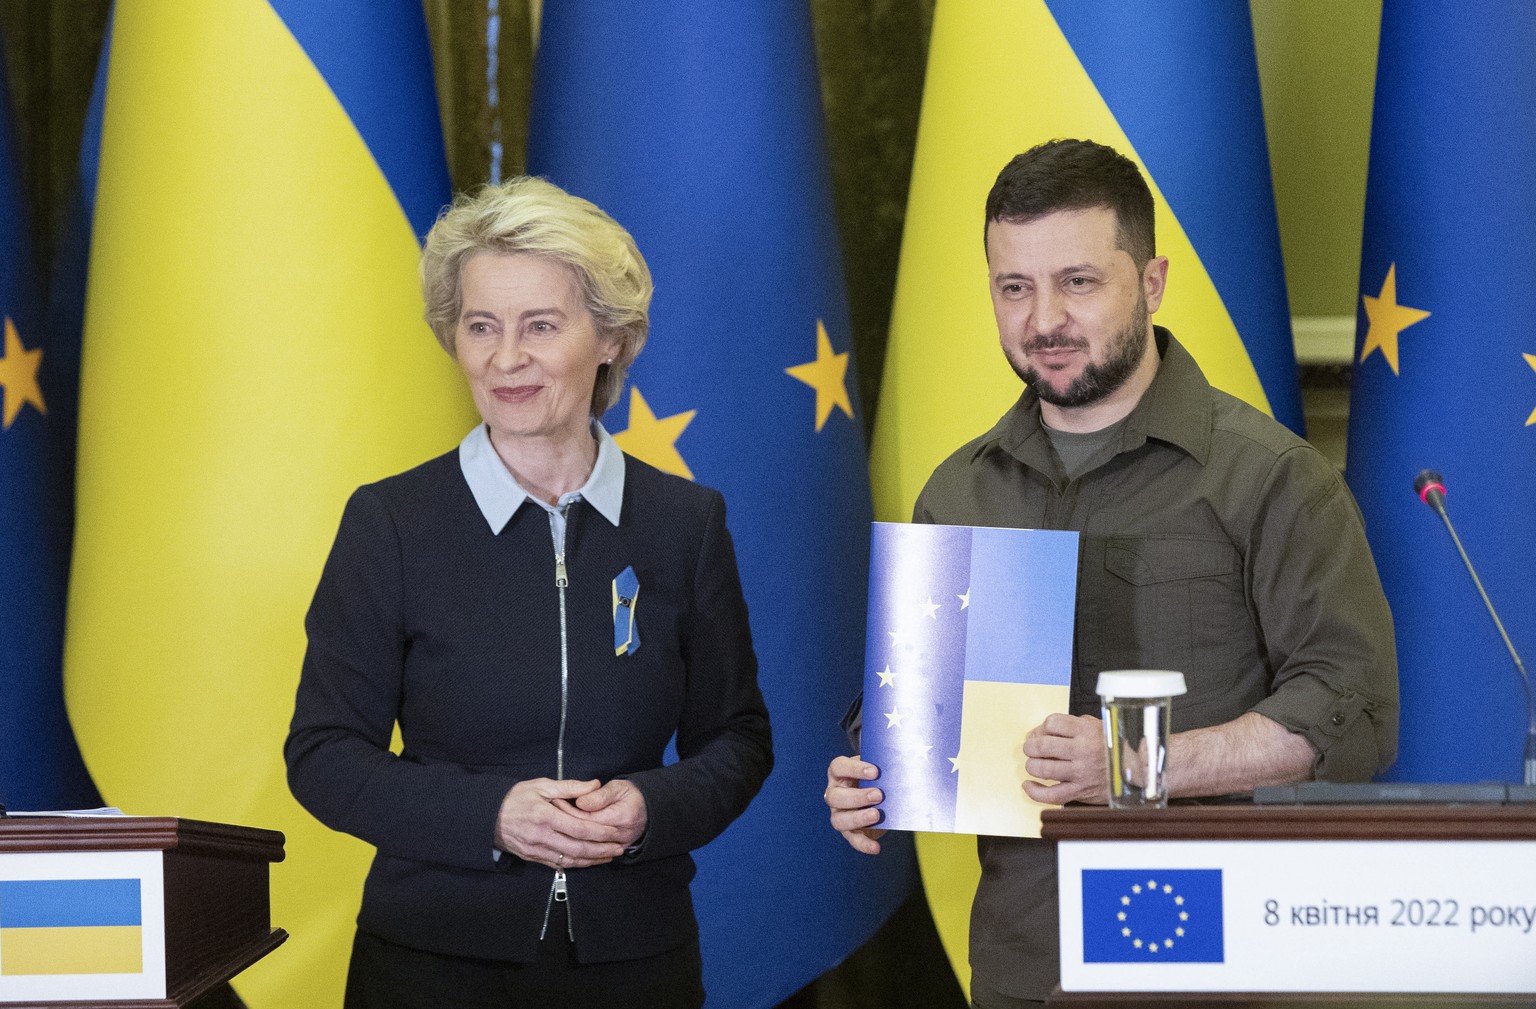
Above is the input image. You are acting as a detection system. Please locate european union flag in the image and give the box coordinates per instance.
[0,33,98,810]
[1345,5,1536,783]
[528,4,915,1005]
[860,523,1078,837]
[1081,869,1224,963]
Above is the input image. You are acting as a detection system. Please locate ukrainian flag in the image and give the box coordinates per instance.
[872,2,1300,994]
[0,879,142,976]
[529,4,916,1005]
[63,3,472,1005]
[1346,5,1536,784]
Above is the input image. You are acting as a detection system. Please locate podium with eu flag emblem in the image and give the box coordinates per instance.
[0,817,285,1007]
[1044,803,1536,1006]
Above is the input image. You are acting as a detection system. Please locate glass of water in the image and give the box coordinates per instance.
[1096,670,1187,809]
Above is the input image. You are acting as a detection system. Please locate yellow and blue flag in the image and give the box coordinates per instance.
[0,34,99,812]
[63,3,472,1005]
[528,4,916,1005]
[871,2,1299,993]
[1080,869,1223,964]
[860,523,1077,837]
[0,879,142,976]
[1345,5,1536,783]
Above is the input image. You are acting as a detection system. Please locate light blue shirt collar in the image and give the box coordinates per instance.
[457,422,626,534]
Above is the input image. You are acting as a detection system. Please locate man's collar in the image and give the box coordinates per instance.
[1122,327,1213,466]
[988,327,1213,469]
[458,421,626,533]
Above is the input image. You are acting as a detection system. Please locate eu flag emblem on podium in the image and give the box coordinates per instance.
[1082,869,1224,963]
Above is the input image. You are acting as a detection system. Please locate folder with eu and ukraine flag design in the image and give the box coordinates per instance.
[860,523,1079,838]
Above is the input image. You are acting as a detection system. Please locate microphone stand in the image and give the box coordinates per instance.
[1419,472,1536,785]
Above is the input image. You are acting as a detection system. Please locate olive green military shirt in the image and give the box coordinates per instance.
[913,329,1398,1002]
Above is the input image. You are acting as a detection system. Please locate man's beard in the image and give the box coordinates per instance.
[1011,295,1150,409]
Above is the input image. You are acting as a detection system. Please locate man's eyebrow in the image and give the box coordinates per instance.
[991,263,1103,282]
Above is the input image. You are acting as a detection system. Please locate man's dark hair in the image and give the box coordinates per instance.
[984,139,1155,268]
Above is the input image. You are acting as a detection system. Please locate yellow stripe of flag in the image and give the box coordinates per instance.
[64,3,475,1006]
[1,926,143,976]
[873,0,1269,523]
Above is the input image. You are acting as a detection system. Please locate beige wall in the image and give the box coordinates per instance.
[1253,0,1383,321]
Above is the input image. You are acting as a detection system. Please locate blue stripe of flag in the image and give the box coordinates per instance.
[1046,1,1302,435]
[265,0,450,240]
[963,527,1077,686]
[0,879,141,928]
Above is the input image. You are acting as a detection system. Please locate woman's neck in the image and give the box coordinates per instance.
[490,427,599,507]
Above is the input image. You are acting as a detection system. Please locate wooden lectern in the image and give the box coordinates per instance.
[0,817,285,1008]
[1043,803,1536,1008]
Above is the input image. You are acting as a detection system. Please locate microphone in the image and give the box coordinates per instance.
[1414,469,1536,785]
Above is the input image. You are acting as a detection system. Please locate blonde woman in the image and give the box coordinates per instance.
[287,177,772,1009]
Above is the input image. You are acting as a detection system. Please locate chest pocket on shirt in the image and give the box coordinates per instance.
[1076,535,1250,725]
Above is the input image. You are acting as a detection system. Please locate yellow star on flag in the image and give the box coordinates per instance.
[1524,353,1536,427]
[0,316,46,429]
[613,386,696,480]
[1360,263,1431,375]
[785,319,853,431]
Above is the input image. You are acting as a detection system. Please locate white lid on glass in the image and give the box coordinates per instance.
[1095,669,1187,698]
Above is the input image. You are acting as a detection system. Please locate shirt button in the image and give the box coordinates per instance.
[1330,713,1346,726]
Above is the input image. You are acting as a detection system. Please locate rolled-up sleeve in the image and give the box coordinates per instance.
[1247,447,1399,780]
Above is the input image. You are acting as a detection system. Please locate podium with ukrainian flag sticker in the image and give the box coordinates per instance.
[0,817,284,1006]
[1045,803,1536,1006]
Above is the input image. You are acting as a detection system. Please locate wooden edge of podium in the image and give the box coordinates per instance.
[0,818,284,862]
[0,930,289,1009]
[166,928,289,1007]
[1047,990,1536,1007]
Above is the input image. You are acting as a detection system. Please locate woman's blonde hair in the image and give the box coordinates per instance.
[421,176,653,415]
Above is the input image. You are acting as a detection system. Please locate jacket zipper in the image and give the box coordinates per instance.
[540,506,575,942]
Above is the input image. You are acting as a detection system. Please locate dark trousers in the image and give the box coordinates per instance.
[343,921,704,1009]
[971,970,1048,1009]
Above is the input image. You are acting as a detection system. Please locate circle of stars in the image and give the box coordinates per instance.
[1116,878,1188,954]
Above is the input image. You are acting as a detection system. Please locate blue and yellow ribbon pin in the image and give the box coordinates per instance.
[612,566,640,656]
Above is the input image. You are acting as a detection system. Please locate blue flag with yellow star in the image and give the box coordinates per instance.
[1346,4,1536,783]
[528,5,915,1005]
[0,38,99,811]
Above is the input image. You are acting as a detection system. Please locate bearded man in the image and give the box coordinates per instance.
[825,139,1398,1008]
